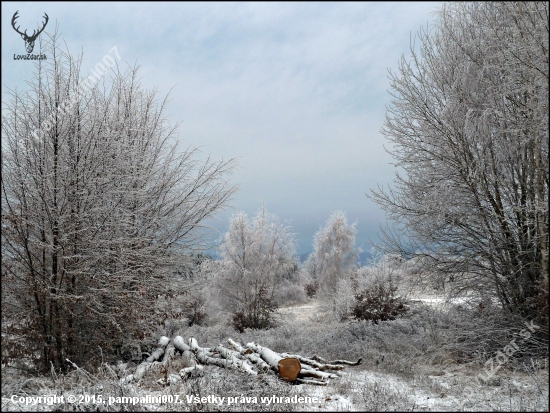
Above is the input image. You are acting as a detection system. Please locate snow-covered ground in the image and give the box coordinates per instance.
[305,369,455,411]
[2,298,548,411]
[299,361,548,411]
[276,298,548,411]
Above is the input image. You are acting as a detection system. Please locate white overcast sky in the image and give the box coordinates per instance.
[2,2,440,256]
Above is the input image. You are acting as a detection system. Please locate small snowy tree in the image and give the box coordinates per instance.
[306,211,359,299]
[211,207,297,331]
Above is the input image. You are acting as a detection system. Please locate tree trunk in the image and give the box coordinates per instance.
[246,342,301,381]
[189,337,257,375]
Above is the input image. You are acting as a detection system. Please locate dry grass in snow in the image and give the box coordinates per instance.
[2,299,548,411]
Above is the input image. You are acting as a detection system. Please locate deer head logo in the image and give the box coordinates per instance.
[11,11,49,54]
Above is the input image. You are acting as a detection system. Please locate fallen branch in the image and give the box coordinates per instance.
[173,336,197,367]
[227,338,245,353]
[147,336,170,363]
[281,353,344,371]
[298,368,338,380]
[325,358,362,366]
[296,377,328,386]
[190,338,257,375]
[179,364,204,378]
[228,339,272,372]
[214,344,257,375]
[310,354,361,366]
[311,355,327,363]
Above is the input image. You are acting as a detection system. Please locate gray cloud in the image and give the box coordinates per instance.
[2,1,440,255]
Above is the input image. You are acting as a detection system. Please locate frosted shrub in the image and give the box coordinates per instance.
[183,297,209,327]
[351,261,409,324]
[323,257,410,323]
[352,281,409,324]
[304,280,319,298]
[232,285,278,333]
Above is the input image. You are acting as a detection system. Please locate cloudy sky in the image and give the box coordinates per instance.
[2,2,440,256]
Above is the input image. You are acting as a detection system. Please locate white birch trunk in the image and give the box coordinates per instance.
[189,338,256,375]
[128,336,170,382]
[227,338,245,353]
[246,342,300,381]
[281,353,345,371]
[245,342,282,369]
[146,336,170,363]
[214,344,257,375]
[298,368,339,380]
[173,335,196,366]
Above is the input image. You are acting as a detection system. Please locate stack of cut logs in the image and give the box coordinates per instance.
[123,336,361,386]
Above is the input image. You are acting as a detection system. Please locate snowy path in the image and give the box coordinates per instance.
[277,302,321,321]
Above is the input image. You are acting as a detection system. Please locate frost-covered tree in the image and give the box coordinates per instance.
[211,207,297,331]
[1,32,236,371]
[370,2,548,323]
[306,211,359,298]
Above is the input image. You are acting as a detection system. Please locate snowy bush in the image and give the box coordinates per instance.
[232,285,278,332]
[304,280,319,298]
[351,260,409,324]
[322,256,410,322]
[352,281,409,324]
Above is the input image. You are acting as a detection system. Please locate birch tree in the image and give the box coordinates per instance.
[370,2,548,324]
[306,211,359,299]
[211,207,297,331]
[1,32,237,372]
